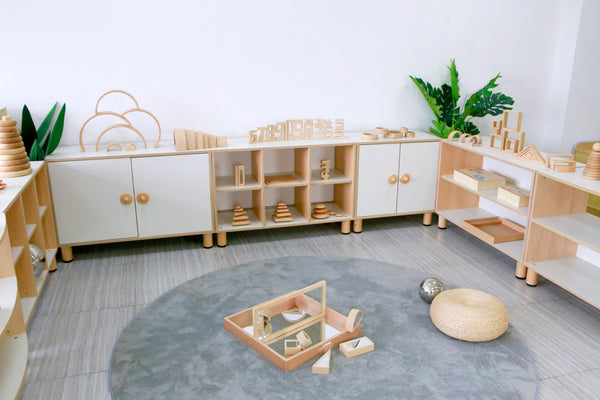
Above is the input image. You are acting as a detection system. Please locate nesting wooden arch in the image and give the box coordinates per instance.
[79,90,161,152]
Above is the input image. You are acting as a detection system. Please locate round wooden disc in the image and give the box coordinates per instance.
[0,147,27,155]
[0,136,23,144]
[0,163,31,172]
[0,142,24,150]
[0,120,17,128]
[0,126,19,133]
[0,150,27,159]
[0,131,21,139]
[0,157,30,167]
[312,212,330,219]
[0,167,32,178]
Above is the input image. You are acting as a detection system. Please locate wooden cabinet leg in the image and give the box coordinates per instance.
[61,246,73,263]
[438,215,447,229]
[203,233,213,248]
[525,269,538,287]
[422,212,433,226]
[353,219,363,233]
[217,232,227,247]
[341,220,351,234]
[515,262,527,279]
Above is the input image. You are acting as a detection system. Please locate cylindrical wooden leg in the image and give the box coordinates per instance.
[515,261,527,279]
[438,215,447,229]
[61,246,73,263]
[353,219,363,233]
[423,212,433,226]
[217,232,227,247]
[341,220,351,234]
[525,269,538,287]
[203,233,213,248]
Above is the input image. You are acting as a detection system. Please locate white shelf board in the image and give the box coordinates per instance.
[11,246,23,264]
[217,209,263,232]
[0,332,28,400]
[527,257,600,309]
[39,205,47,218]
[0,276,18,335]
[310,169,351,185]
[215,175,261,192]
[25,224,36,241]
[310,202,351,223]
[264,205,308,228]
[0,162,43,213]
[533,213,600,252]
[538,167,600,196]
[437,207,523,260]
[442,175,529,216]
[263,172,307,188]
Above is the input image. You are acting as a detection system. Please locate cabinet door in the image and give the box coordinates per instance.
[356,144,400,217]
[131,154,212,238]
[48,159,138,244]
[396,141,440,214]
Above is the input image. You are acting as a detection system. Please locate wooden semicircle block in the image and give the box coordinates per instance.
[514,144,545,164]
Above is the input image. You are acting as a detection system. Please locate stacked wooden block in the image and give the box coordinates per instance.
[174,129,227,150]
[232,205,250,226]
[272,202,292,223]
[583,143,600,180]
[0,116,32,177]
[311,204,330,219]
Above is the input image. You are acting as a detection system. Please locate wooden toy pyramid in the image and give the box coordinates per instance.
[272,202,293,223]
[514,144,545,164]
[0,116,32,177]
[311,203,330,219]
[231,204,250,226]
[582,143,600,180]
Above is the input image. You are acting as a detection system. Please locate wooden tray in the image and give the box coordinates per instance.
[462,216,525,244]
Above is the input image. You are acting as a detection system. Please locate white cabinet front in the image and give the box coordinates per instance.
[49,158,138,244]
[397,141,439,214]
[132,154,212,237]
[356,143,400,217]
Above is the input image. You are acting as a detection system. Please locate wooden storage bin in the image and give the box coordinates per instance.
[462,216,525,244]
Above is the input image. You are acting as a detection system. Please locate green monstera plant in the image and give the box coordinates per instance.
[410,59,514,138]
[20,103,66,161]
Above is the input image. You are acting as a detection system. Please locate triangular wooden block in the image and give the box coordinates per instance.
[514,144,545,164]
[312,349,331,375]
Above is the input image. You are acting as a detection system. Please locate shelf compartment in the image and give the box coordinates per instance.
[264,172,307,188]
[310,169,351,185]
[0,276,18,335]
[532,213,600,252]
[462,216,525,244]
[0,333,28,400]
[215,175,261,192]
[309,202,350,223]
[441,175,529,216]
[526,257,600,309]
[264,205,309,228]
[217,208,263,232]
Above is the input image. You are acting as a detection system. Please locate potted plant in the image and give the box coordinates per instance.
[20,103,65,161]
[410,59,514,138]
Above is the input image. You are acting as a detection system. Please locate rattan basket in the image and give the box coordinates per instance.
[430,288,509,342]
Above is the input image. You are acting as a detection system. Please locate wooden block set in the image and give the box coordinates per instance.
[312,204,342,220]
[363,126,415,141]
[272,202,293,223]
[0,116,32,178]
[447,131,482,147]
[174,128,227,151]
[249,119,344,143]
[231,205,250,226]
[489,110,526,153]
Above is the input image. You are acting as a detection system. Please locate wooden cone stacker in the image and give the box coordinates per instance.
[583,143,600,180]
[0,116,32,178]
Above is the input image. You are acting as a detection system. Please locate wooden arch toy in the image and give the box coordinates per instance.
[95,124,147,151]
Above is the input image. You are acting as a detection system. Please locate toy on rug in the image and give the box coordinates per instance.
[419,278,445,303]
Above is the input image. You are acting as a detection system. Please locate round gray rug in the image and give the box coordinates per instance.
[110,256,539,399]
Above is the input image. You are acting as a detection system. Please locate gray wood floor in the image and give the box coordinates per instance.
[18,215,600,399]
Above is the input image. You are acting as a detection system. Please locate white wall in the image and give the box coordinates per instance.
[0,0,584,151]
[560,0,600,153]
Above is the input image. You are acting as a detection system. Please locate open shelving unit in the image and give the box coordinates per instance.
[0,162,58,399]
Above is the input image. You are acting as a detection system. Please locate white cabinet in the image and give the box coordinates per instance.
[49,154,212,245]
[356,141,439,218]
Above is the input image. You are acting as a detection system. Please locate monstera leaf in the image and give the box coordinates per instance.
[20,103,66,160]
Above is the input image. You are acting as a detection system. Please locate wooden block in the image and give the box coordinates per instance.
[447,131,462,142]
[458,133,471,143]
[320,160,331,180]
[264,174,300,185]
[497,185,530,207]
[375,127,388,136]
[502,110,523,131]
[303,120,314,140]
[232,214,249,221]
[232,220,250,226]
[272,215,293,223]
[195,131,205,149]
[312,349,331,375]
[405,131,415,138]
[312,212,329,219]
[0,108,6,117]
[216,136,227,147]
[275,211,292,218]
[489,132,507,151]
[546,154,574,168]
[234,165,245,186]
[551,160,576,173]
[339,336,374,358]
[504,138,520,153]
[466,135,482,147]
[361,133,378,141]
[124,143,136,151]
[512,144,543,164]
[285,340,302,357]
[185,130,196,150]
[202,133,208,149]
[334,119,344,139]
[207,134,216,148]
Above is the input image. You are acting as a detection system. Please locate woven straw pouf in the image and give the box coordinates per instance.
[430,288,509,342]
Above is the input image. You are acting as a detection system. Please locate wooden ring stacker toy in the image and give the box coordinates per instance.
[95,89,140,114]
[79,112,132,152]
[345,309,364,332]
[0,168,32,178]
[122,108,161,149]
[1,157,30,167]
[95,124,147,151]
[0,137,23,144]
[447,131,462,142]
[0,118,17,127]
[0,142,23,150]
[0,153,28,161]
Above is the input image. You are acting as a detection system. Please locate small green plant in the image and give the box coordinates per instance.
[21,103,66,161]
[410,59,514,138]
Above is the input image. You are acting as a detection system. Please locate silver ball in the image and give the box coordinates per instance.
[419,278,445,303]
[29,244,45,264]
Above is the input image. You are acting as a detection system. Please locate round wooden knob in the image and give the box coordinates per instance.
[120,194,133,205]
[400,173,410,184]
[388,174,398,185]
[136,192,150,204]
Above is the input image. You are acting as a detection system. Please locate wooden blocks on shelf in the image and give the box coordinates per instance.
[312,204,330,219]
[0,116,32,177]
[174,128,227,150]
[264,174,300,186]
[232,205,250,226]
[514,144,545,164]
[234,165,245,186]
[497,185,530,208]
[320,160,330,180]
[546,154,576,173]
[582,143,600,180]
[339,336,374,358]
[490,111,525,153]
[272,202,293,223]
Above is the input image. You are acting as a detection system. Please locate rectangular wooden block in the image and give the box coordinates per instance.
[0,108,7,117]
[497,185,530,208]
[195,131,205,149]
[453,168,506,191]
[216,136,227,147]
[207,134,216,148]
[174,128,187,151]
[185,130,196,150]
[339,336,374,358]
[234,165,245,186]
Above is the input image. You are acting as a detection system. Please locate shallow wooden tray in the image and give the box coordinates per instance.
[462,216,525,244]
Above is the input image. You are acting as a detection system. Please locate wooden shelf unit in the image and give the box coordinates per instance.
[0,162,58,399]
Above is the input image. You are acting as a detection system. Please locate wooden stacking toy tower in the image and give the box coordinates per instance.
[0,116,32,177]
[582,142,600,180]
